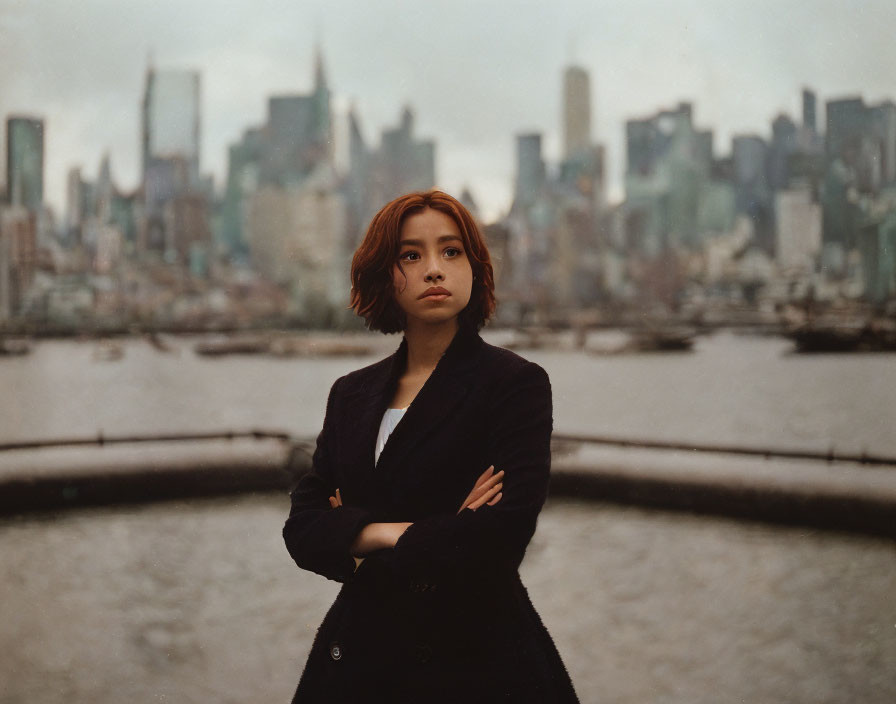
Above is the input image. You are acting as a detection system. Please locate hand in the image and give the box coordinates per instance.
[329,489,366,572]
[457,465,503,514]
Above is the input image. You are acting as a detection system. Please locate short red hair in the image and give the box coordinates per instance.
[350,190,496,334]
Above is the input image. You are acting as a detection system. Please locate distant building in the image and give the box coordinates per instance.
[65,167,93,247]
[6,116,44,212]
[858,204,896,303]
[141,67,201,187]
[246,166,349,326]
[345,106,371,240]
[562,66,591,160]
[0,225,9,321]
[776,185,822,274]
[220,127,263,257]
[458,187,480,222]
[139,63,210,264]
[221,49,335,256]
[731,134,774,253]
[802,88,817,135]
[67,153,137,272]
[769,114,798,192]
[822,96,896,283]
[369,107,435,207]
[260,52,331,186]
[870,101,896,186]
[345,104,436,242]
[558,65,606,214]
[0,206,37,316]
[502,65,611,316]
[624,102,713,255]
[823,96,895,194]
[512,133,546,213]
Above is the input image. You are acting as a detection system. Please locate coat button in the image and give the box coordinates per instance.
[414,643,432,663]
[329,642,342,661]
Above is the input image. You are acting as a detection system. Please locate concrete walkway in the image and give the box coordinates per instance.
[1,435,894,538]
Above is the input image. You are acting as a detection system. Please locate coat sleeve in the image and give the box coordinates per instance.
[282,376,376,583]
[386,360,553,588]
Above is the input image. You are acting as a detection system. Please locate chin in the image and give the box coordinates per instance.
[409,306,465,326]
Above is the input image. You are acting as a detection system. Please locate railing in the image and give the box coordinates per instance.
[2,429,895,468]
[551,433,896,468]
[0,430,293,452]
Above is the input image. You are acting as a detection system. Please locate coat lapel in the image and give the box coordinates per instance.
[352,325,484,493]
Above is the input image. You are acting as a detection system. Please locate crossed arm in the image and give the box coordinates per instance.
[283,361,552,585]
[328,466,504,571]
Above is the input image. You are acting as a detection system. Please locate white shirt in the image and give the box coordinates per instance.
[374,406,408,466]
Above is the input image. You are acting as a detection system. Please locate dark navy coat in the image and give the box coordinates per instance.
[283,324,579,703]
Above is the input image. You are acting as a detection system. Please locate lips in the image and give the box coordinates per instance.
[419,287,450,299]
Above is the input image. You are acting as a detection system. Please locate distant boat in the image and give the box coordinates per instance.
[93,340,124,361]
[0,337,31,356]
[503,327,556,352]
[194,336,270,356]
[144,332,177,353]
[268,337,373,357]
[622,328,696,353]
[195,335,373,358]
[787,322,896,353]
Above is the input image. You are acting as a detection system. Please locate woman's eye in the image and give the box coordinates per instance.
[444,247,462,258]
[399,251,419,261]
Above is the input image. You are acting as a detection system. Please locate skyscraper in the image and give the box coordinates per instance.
[870,101,896,186]
[513,133,545,210]
[222,49,336,263]
[562,66,590,160]
[254,50,332,187]
[141,66,201,186]
[362,106,435,209]
[802,89,817,134]
[6,116,44,211]
[139,64,210,261]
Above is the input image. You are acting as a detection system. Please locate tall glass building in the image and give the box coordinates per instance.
[141,68,201,187]
[6,116,44,211]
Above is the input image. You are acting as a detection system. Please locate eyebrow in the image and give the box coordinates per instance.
[399,235,463,246]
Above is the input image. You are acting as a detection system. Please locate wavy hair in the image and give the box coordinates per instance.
[349,190,496,333]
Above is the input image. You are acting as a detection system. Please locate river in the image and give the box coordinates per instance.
[1,329,894,455]
[1,496,894,703]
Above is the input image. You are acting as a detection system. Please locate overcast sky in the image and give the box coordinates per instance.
[2,0,895,221]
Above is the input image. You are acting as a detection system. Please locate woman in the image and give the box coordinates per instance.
[283,190,579,703]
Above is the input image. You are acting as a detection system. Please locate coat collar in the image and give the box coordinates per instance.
[362,323,484,398]
[352,324,485,492]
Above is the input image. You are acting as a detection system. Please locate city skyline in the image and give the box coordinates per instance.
[2,0,895,221]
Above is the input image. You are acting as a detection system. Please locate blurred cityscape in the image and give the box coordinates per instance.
[2,47,895,335]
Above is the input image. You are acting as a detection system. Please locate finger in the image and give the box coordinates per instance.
[468,484,500,511]
[472,465,495,489]
[487,491,502,506]
[468,482,502,511]
[328,496,338,508]
[459,469,503,513]
[470,470,504,498]
[335,488,343,506]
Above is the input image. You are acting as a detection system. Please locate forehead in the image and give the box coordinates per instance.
[399,208,461,242]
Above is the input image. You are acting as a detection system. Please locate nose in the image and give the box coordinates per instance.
[424,258,444,283]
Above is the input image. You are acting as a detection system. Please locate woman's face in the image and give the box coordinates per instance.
[392,207,474,328]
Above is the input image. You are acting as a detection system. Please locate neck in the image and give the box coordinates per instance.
[403,317,460,375]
